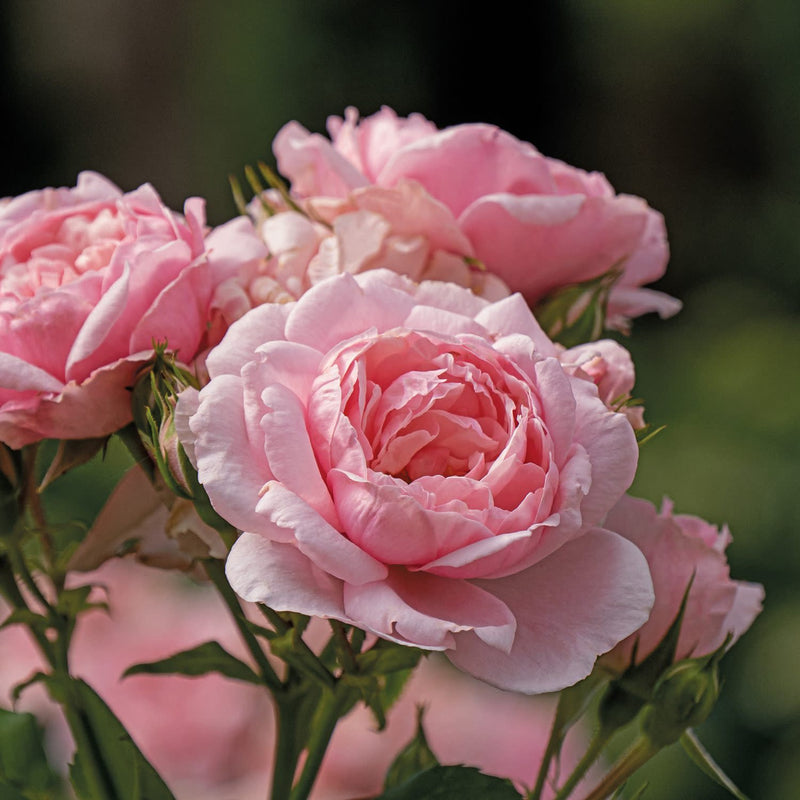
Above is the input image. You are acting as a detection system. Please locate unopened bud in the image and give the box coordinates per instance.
[640,657,721,748]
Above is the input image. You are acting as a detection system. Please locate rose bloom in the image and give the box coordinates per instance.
[180,269,654,694]
[230,179,510,309]
[273,106,681,329]
[0,172,265,448]
[599,495,764,673]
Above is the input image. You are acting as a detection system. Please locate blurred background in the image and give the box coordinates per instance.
[2,1,798,797]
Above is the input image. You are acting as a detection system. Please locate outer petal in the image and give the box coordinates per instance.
[447,528,654,693]
[378,124,555,217]
[226,533,349,621]
[343,570,516,652]
[459,193,650,304]
[273,121,369,198]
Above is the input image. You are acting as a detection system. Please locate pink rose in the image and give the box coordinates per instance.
[181,269,653,694]
[0,172,266,448]
[235,180,509,306]
[599,495,764,673]
[274,106,681,329]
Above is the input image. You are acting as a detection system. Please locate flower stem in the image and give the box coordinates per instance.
[270,696,300,800]
[577,736,657,800]
[529,712,564,800]
[204,558,284,693]
[289,686,354,800]
[551,724,614,800]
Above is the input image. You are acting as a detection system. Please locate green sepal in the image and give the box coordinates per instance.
[680,729,749,800]
[55,677,175,800]
[123,640,260,685]
[376,765,522,800]
[600,575,696,731]
[268,626,336,689]
[0,706,63,797]
[383,706,439,790]
[355,639,425,676]
[535,268,620,347]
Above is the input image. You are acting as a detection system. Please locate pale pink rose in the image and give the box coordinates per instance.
[0,171,266,449]
[0,559,273,796]
[600,495,764,673]
[181,269,653,694]
[238,180,509,305]
[273,106,681,329]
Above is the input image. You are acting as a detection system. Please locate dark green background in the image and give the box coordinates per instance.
[2,2,798,797]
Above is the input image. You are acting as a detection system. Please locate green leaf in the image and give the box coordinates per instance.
[0,706,61,795]
[61,678,175,800]
[383,706,439,790]
[123,640,260,685]
[680,729,750,800]
[376,765,522,800]
[38,437,109,492]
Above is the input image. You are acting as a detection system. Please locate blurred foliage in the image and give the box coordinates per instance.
[2,1,798,797]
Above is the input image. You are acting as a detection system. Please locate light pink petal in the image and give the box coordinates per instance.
[328,469,493,567]
[0,352,64,393]
[285,271,414,351]
[413,278,491,318]
[191,375,277,535]
[226,533,349,620]
[379,124,555,217]
[205,302,291,379]
[255,480,387,585]
[474,293,558,358]
[343,570,516,652]
[570,378,638,525]
[259,383,339,527]
[130,259,211,361]
[205,215,269,284]
[0,357,141,448]
[460,192,650,304]
[448,528,654,694]
[607,286,682,328]
[273,121,369,198]
[65,262,132,379]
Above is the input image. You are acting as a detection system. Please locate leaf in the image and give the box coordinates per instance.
[59,678,175,800]
[0,706,61,794]
[123,640,260,684]
[376,765,522,800]
[38,437,109,492]
[680,730,750,800]
[383,706,439,790]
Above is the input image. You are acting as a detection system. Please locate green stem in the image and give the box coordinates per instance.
[552,725,615,800]
[270,696,301,800]
[59,681,120,800]
[529,711,564,800]
[289,687,352,800]
[577,736,657,800]
[204,558,284,693]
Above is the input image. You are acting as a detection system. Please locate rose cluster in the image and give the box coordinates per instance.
[0,107,761,704]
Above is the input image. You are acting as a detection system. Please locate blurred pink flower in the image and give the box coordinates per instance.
[0,559,273,797]
[182,269,653,695]
[600,495,764,673]
[274,106,680,330]
[0,172,265,448]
